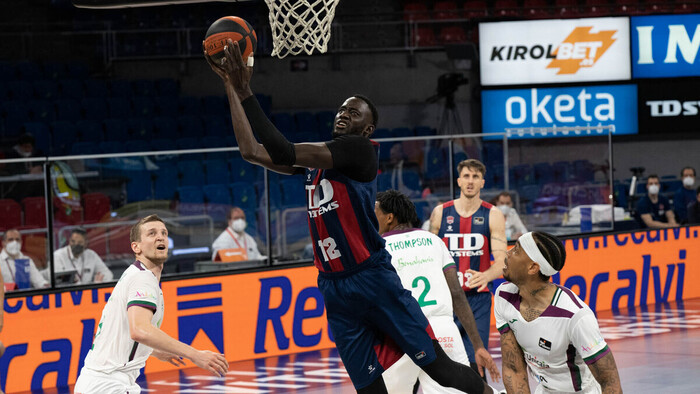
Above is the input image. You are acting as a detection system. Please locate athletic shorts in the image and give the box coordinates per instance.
[318,253,437,390]
[383,315,470,394]
[74,367,141,394]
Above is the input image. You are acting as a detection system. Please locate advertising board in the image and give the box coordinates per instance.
[631,14,700,78]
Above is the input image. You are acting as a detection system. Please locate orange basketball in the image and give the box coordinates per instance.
[204,16,257,62]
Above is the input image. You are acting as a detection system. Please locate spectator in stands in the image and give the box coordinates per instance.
[49,228,113,285]
[687,187,700,225]
[211,207,264,261]
[674,166,696,224]
[0,229,48,290]
[636,175,678,228]
[382,142,421,197]
[4,133,43,175]
[493,191,528,241]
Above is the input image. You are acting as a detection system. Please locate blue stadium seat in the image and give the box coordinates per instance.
[176,137,204,151]
[573,159,594,183]
[391,127,413,138]
[202,95,227,116]
[81,98,109,121]
[533,162,554,184]
[54,99,83,122]
[152,116,178,138]
[131,97,155,118]
[403,169,422,192]
[50,121,77,154]
[453,151,468,166]
[372,128,391,139]
[552,161,571,183]
[16,61,42,80]
[98,141,125,154]
[377,172,392,192]
[257,181,281,210]
[229,157,259,183]
[295,112,318,135]
[65,62,89,79]
[2,101,31,136]
[76,120,104,142]
[177,186,206,216]
[132,79,156,97]
[32,80,59,100]
[127,118,155,139]
[178,160,205,187]
[42,62,68,80]
[153,167,179,200]
[103,118,130,141]
[28,100,56,123]
[518,184,541,203]
[178,96,201,115]
[6,80,33,100]
[203,184,233,223]
[511,164,535,187]
[255,94,272,116]
[22,122,51,153]
[414,126,433,136]
[124,139,152,153]
[424,146,449,181]
[150,138,178,152]
[413,200,430,223]
[107,97,131,118]
[109,80,133,98]
[58,79,85,99]
[71,141,100,155]
[125,170,153,202]
[84,79,110,98]
[204,116,228,137]
[316,110,335,136]
[153,96,178,117]
[177,115,204,138]
[271,112,296,138]
[484,142,504,166]
[204,159,230,185]
[280,177,306,208]
[155,78,178,96]
[231,182,257,210]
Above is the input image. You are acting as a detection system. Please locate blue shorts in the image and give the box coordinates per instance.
[318,251,437,389]
[454,290,492,363]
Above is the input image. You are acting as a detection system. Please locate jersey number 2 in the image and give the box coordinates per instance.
[412,276,437,307]
[318,237,341,261]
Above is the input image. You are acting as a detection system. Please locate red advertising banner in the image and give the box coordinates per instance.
[1,226,698,392]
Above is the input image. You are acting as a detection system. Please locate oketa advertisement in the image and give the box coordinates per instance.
[479,17,630,85]
[632,14,700,78]
[481,84,638,139]
[3,226,699,392]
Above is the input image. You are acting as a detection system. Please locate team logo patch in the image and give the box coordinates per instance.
[538,337,552,351]
[474,217,484,225]
[415,351,426,360]
[446,215,455,225]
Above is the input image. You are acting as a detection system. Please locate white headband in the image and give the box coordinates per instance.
[519,232,558,276]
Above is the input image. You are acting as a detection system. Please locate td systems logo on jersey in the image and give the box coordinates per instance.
[631,14,700,78]
[479,17,630,85]
[481,85,638,140]
[306,179,339,218]
[444,233,485,257]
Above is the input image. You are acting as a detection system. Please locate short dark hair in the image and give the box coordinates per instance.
[130,214,166,243]
[71,228,87,239]
[681,166,696,177]
[647,174,660,182]
[376,189,419,227]
[18,133,35,146]
[457,159,486,178]
[532,231,566,281]
[352,94,378,127]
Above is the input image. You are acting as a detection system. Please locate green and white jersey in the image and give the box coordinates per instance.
[383,228,456,320]
[83,261,164,377]
[495,282,610,393]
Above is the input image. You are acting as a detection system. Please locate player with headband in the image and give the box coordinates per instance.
[495,231,623,393]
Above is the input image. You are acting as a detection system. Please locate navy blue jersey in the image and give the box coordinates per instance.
[305,151,385,276]
[437,200,493,293]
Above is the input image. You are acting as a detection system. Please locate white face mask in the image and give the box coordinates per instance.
[683,176,695,188]
[5,240,21,256]
[648,184,660,195]
[231,218,247,233]
[497,204,511,216]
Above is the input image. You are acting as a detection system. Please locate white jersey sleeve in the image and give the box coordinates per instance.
[127,273,161,318]
[569,309,610,365]
[494,282,515,334]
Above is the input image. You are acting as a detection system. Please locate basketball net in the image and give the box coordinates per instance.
[264,0,340,58]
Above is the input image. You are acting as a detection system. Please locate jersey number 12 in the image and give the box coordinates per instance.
[318,237,341,261]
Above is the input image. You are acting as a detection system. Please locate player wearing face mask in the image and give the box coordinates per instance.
[48,228,113,285]
[211,207,265,261]
[0,229,48,290]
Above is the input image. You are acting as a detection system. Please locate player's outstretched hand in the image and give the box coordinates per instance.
[465,269,489,292]
[192,350,229,377]
[203,39,253,100]
[475,347,501,383]
[152,350,186,367]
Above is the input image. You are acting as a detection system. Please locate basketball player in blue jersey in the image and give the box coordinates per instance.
[429,159,507,380]
[206,40,496,394]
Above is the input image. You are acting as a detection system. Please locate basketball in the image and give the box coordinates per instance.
[204,16,257,63]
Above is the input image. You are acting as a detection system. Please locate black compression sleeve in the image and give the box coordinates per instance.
[325,135,378,183]
[241,95,296,167]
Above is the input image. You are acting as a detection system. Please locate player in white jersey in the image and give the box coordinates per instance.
[75,215,229,394]
[374,190,501,394]
[496,231,622,394]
